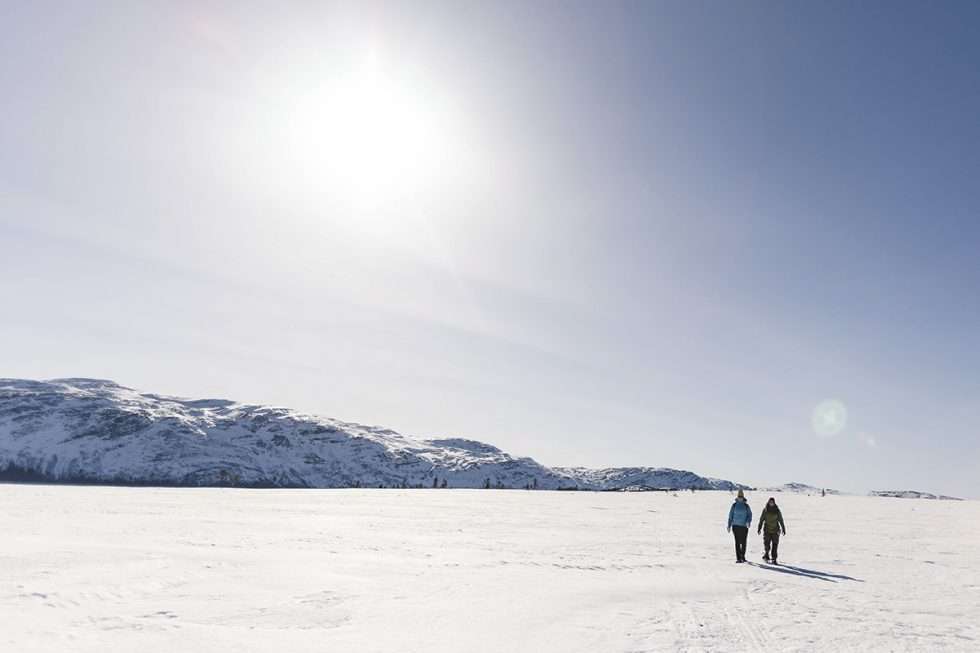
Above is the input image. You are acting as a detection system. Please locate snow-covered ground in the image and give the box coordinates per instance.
[2,486,978,652]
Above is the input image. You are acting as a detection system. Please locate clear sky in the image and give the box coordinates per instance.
[2,1,978,497]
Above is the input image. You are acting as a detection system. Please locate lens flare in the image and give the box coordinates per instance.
[812,400,847,437]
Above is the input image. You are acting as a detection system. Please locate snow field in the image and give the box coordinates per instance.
[1,486,978,652]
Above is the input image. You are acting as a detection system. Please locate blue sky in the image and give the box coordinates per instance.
[2,1,978,496]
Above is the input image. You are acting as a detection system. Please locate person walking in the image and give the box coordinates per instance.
[757,497,787,564]
[727,489,752,563]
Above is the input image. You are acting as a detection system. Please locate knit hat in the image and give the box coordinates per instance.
[736,489,745,498]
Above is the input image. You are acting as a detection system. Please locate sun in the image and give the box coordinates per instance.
[289,52,453,211]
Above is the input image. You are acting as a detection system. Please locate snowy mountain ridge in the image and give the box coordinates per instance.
[0,378,745,491]
[760,482,842,495]
[553,466,739,492]
[870,490,963,501]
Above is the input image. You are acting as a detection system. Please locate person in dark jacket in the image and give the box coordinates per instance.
[757,497,787,564]
[727,489,752,563]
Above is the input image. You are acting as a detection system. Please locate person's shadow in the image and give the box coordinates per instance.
[746,562,864,583]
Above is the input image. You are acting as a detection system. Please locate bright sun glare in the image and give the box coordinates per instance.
[287,52,453,210]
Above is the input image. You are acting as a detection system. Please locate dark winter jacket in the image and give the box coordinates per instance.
[758,503,786,534]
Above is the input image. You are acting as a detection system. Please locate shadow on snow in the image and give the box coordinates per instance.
[747,562,864,583]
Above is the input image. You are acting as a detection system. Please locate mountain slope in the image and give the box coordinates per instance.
[0,378,743,491]
[554,466,741,491]
[870,490,963,501]
[759,482,842,495]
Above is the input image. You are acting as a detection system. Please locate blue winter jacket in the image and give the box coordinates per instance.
[727,499,752,529]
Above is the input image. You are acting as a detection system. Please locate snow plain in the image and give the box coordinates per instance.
[2,486,978,652]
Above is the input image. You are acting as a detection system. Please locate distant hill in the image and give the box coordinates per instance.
[870,490,963,501]
[554,467,745,492]
[759,482,841,495]
[0,378,745,491]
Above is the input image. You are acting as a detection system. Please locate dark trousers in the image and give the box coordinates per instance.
[732,526,748,561]
[764,530,780,560]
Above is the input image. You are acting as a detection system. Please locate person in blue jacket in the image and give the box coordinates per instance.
[727,489,752,563]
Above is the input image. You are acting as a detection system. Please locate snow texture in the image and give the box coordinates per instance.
[0,378,742,491]
[1,486,977,652]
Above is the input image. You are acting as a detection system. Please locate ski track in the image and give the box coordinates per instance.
[1,486,978,652]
